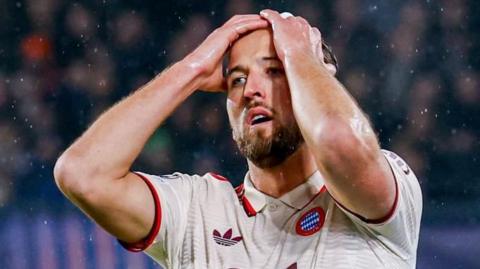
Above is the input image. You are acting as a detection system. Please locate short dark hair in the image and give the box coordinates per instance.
[322,40,339,72]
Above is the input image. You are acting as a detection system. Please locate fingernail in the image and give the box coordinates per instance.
[280,12,294,19]
[260,10,268,17]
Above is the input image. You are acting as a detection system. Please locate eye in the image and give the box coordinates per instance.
[231,76,247,87]
[267,67,284,76]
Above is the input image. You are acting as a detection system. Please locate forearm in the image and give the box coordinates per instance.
[284,52,379,155]
[260,9,395,219]
[285,52,397,219]
[52,14,269,244]
[56,62,201,180]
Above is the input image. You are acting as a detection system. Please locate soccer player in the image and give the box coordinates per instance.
[54,10,422,268]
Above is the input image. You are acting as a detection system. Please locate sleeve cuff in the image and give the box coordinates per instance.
[332,155,399,225]
[118,172,162,252]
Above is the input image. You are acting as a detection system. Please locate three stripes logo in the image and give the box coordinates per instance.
[295,207,325,236]
[212,228,243,246]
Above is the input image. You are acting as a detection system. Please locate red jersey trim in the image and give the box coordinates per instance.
[301,186,327,210]
[235,183,257,217]
[208,172,229,182]
[235,184,327,217]
[118,172,162,252]
[241,195,257,217]
[331,164,399,225]
[235,184,244,195]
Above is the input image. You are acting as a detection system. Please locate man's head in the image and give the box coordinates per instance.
[224,29,298,168]
[225,28,338,168]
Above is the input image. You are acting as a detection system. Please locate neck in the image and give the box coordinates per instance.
[247,143,317,198]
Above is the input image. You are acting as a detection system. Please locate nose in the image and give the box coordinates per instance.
[243,72,266,101]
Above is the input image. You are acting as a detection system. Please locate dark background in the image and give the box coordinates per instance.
[0,0,479,268]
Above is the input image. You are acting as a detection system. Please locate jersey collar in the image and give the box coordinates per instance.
[243,171,325,213]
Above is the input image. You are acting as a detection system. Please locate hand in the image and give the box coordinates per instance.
[259,10,337,75]
[183,15,268,92]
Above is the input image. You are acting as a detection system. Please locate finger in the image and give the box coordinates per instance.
[294,15,310,27]
[225,19,269,43]
[311,27,321,40]
[259,9,283,25]
[231,18,269,32]
[280,12,294,19]
[310,27,322,56]
[223,17,268,33]
[315,40,324,61]
[310,34,321,58]
[224,14,264,26]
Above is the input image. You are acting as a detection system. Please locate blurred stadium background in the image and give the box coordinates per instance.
[0,0,479,268]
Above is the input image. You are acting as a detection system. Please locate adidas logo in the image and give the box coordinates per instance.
[212,229,242,246]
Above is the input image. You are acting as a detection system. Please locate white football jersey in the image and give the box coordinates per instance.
[120,150,422,269]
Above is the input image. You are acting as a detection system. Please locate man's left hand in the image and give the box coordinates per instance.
[260,9,336,75]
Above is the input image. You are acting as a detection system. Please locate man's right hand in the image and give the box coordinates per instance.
[183,15,268,92]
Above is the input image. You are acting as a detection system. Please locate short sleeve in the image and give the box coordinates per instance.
[338,150,423,259]
[119,171,197,263]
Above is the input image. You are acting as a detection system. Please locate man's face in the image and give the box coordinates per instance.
[226,29,304,168]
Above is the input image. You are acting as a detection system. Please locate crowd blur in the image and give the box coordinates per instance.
[0,0,479,224]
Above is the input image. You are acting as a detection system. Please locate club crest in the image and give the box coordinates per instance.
[295,207,325,236]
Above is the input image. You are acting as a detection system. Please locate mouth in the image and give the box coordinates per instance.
[250,114,272,125]
[246,106,273,126]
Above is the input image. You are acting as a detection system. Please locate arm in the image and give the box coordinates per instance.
[54,15,268,243]
[260,10,395,221]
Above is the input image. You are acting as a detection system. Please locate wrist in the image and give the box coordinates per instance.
[284,49,330,75]
[142,61,203,101]
[178,54,219,90]
[283,50,310,69]
[167,59,205,91]
[284,47,316,64]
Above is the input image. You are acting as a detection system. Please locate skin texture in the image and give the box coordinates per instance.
[227,28,305,169]
[54,10,396,245]
[226,28,318,196]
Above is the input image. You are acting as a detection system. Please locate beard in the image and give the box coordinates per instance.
[233,120,304,168]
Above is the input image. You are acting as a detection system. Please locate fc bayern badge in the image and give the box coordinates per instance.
[295,207,325,236]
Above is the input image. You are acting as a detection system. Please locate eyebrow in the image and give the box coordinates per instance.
[226,56,281,77]
[261,56,281,62]
[226,65,247,77]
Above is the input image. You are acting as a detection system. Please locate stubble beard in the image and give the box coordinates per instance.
[233,121,304,168]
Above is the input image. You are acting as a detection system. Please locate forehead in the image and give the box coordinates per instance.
[228,29,278,68]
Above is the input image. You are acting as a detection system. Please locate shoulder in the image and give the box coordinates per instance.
[383,149,422,206]
[381,149,422,194]
[202,172,237,195]
[137,171,236,195]
[205,172,232,183]
[135,171,232,184]
[381,150,413,175]
[333,150,423,258]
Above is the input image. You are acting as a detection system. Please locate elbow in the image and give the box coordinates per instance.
[53,152,73,195]
[53,151,96,200]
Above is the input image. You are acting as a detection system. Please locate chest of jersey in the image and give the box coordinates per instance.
[178,188,366,269]
[142,153,421,269]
